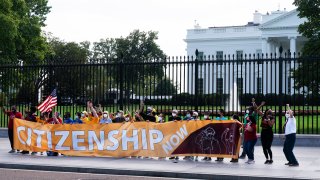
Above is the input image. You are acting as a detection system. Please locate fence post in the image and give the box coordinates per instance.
[119,60,124,111]
[278,47,283,134]
[195,49,199,112]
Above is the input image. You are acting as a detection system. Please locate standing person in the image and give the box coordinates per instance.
[243,115,257,164]
[100,111,112,124]
[183,110,193,120]
[283,104,299,167]
[46,112,62,156]
[261,109,275,164]
[215,109,227,162]
[1,105,23,153]
[138,100,156,122]
[63,112,73,124]
[168,110,182,160]
[73,112,83,124]
[202,112,212,161]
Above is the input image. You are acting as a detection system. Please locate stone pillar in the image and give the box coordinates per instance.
[289,36,297,57]
[262,37,268,55]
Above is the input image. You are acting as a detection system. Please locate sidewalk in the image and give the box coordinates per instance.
[0,138,319,180]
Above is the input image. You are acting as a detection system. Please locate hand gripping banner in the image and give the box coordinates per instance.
[14,118,242,158]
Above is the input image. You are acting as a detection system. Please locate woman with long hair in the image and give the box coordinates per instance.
[260,109,275,164]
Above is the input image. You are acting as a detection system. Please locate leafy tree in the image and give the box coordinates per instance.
[92,30,167,97]
[292,0,320,95]
[0,0,51,104]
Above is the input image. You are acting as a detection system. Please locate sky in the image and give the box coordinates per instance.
[43,0,297,56]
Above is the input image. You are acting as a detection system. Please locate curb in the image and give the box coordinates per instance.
[0,163,307,180]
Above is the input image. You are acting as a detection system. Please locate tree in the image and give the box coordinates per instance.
[0,0,51,104]
[292,0,320,95]
[91,30,167,97]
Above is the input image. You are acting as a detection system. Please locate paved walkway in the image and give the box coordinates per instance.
[0,138,319,179]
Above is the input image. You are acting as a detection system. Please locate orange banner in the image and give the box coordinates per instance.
[14,118,242,158]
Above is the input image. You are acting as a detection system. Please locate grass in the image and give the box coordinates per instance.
[1,104,320,134]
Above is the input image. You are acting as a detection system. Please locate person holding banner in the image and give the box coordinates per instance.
[73,112,83,124]
[100,111,112,124]
[202,112,212,161]
[183,110,193,120]
[63,112,73,124]
[138,100,156,122]
[1,105,22,153]
[168,110,182,160]
[113,110,125,123]
[215,109,227,162]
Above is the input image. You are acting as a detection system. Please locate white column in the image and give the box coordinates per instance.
[289,36,297,57]
[262,37,268,55]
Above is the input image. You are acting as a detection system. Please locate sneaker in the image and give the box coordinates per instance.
[175,156,179,160]
[169,157,175,160]
[264,160,269,164]
[246,159,255,164]
[207,157,212,161]
[230,159,238,163]
[285,162,290,165]
[202,157,208,161]
[215,158,223,162]
[31,152,37,155]
[183,156,189,160]
[8,149,16,153]
[289,163,299,167]
[195,156,198,161]
[268,160,273,164]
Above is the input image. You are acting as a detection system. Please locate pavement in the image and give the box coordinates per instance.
[0,138,319,180]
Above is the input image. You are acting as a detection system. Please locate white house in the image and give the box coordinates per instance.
[184,9,308,95]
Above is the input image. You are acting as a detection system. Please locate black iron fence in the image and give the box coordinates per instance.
[0,52,319,134]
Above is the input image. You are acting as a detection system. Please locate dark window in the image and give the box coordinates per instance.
[216,51,223,65]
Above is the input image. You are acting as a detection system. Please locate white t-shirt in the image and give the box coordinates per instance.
[285,117,296,135]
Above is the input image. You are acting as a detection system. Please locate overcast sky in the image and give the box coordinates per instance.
[43,0,296,56]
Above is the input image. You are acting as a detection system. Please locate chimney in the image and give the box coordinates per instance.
[253,10,262,24]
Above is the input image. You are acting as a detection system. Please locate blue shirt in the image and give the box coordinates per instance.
[215,116,228,120]
[73,118,83,124]
[100,118,112,124]
[64,118,73,124]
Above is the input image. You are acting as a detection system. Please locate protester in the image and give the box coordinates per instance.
[168,109,182,121]
[215,109,227,161]
[100,111,112,124]
[113,110,125,123]
[183,110,193,120]
[191,111,199,120]
[138,100,156,122]
[134,111,144,122]
[261,109,275,164]
[283,104,299,167]
[46,112,62,156]
[63,112,73,124]
[157,113,164,123]
[73,112,83,124]
[1,105,23,153]
[202,112,212,161]
[168,110,182,160]
[244,115,257,164]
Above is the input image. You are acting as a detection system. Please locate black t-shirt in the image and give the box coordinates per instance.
[140,112,156,122]
[168,116,182,122]
[260,115,274,130]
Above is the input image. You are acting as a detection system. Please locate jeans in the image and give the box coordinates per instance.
[283,133,298,164]
[244,139,257,160]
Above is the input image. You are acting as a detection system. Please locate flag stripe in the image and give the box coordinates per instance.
[37,89,58,113]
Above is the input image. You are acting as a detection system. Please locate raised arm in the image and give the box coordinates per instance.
[139,100,144,113]
[89,102,98,118]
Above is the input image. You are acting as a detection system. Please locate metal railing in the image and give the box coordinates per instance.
[0,51,319,134]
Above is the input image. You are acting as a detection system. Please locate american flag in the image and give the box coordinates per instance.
[37,88,57,113]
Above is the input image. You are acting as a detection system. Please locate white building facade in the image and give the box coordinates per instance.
[184,9,308,95]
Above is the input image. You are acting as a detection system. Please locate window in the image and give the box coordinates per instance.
[216,51,223,65]
[217,78,223,94]
[237,78,243,94]
[257,77,262,94]
[197,51,204,61]
[236,50,243,64]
